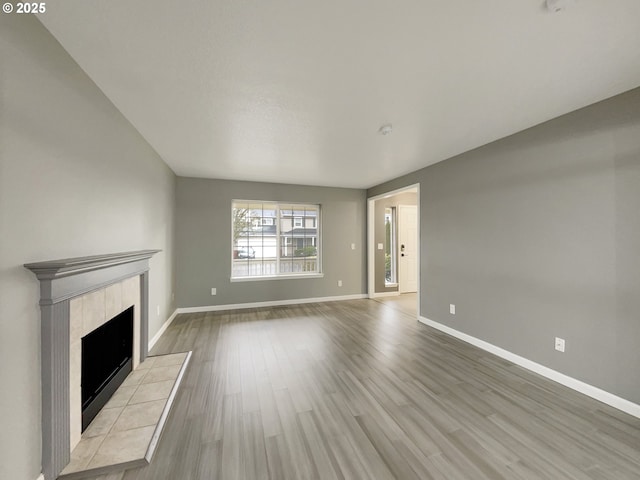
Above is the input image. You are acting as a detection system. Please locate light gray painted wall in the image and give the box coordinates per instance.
[368,88,640,405]
[0,15,176,480]
[373,192,417,293]
[175,177,366,307]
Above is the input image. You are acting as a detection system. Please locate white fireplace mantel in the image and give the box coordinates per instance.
[25,250,160,480]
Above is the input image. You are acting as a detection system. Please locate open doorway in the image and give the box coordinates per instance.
[367,184,420,317]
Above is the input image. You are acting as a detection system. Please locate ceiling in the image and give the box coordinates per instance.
[38,1,640,189]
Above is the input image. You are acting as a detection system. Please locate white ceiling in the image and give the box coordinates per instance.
[38,1,640,188]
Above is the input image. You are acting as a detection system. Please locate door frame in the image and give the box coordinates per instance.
[367,183,420,316]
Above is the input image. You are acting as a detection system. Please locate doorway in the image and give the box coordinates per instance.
[367,184,420,317]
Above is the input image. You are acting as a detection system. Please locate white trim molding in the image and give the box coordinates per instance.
[36,474,45,480]
[370,291,401,298]
[148,309,179,350]
[230,273,324,282]
[418,316,640,419]
[176,294,368,314]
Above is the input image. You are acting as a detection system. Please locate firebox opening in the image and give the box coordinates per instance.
[81,306,134,431]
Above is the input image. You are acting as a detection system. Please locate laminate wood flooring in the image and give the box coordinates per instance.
[84,299,640,480]
[372,293,417,317]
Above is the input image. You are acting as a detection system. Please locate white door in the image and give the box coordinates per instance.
[398,205,418,293]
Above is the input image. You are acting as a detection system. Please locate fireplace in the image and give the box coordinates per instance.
[81,306,134,431]
[24,250,160,480]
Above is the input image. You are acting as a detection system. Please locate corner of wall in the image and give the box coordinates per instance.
[148,309,179,351]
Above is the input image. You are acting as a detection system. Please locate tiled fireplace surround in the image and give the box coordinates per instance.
[69,276,142,450]
[25,251,159,480]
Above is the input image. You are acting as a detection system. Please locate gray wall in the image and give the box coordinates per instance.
[373,192,417,293]
[0,15,176,480]
[176,177,366,307]
[368,87,640,405]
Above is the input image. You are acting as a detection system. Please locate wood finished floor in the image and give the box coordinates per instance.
[86,299,640,480]
[372,293,418,318]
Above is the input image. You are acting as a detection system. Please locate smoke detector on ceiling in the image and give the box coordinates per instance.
[546,0,572,12]
[379,124,393,135]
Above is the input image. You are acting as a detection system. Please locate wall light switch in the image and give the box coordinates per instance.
[450,304,456,315]
[555,337,565,352]
[156,305,160,316]
[338,280,343,287]
[351,243,356,250]
[378,243,384,250]
[211,288,217,296]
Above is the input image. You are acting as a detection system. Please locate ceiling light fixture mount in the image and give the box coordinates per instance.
[379,124,393,135]
[546,0,572,13]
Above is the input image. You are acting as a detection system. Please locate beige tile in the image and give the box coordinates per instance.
[152,352,188,367]
[61,435,105,474]
[129,380,175,405]
[133,302,141,369]
[136,356,157,370]
[83,407,123,438]
[69,399,82,450]
[104,385,137,408]
[82,289,106,337]
[121,275,140,309]
[69,338,82,450]
[69,340,81,387]
[112,399,166,431]
[122,369,151,387]
[70,294,83,449]
[121,369,149,388]
[86,426,155,469]
[105,283,123,320]
[70,297,83,344]
[141,364,182,384]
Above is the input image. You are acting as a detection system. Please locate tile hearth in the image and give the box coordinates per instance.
[59,352,191,479]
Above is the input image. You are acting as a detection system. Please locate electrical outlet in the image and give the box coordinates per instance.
[351,243,356,250]
[555,337,565,352]
[338,280,342,287]
[377,243,384,250]
[450,304,456,315]
[211,287,217,296]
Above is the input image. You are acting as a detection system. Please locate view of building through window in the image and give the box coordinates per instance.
[232,201,320,278]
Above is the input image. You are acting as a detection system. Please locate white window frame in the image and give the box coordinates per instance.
[385,207,398,286]
[231,200,323,281]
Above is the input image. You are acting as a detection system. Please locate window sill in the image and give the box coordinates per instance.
[231,273,324,282]
[385,282,399,287]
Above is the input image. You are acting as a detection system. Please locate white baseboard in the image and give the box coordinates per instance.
[370,291,400,298]
[418,316,640,419]
[36,474,44,480]
[176,293,368,314]
[148,309,179,350]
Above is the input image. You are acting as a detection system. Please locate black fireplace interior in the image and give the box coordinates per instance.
[81,306,134,431]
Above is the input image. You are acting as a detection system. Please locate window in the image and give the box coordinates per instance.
[385,207,397,285]
[232,201,321,279]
